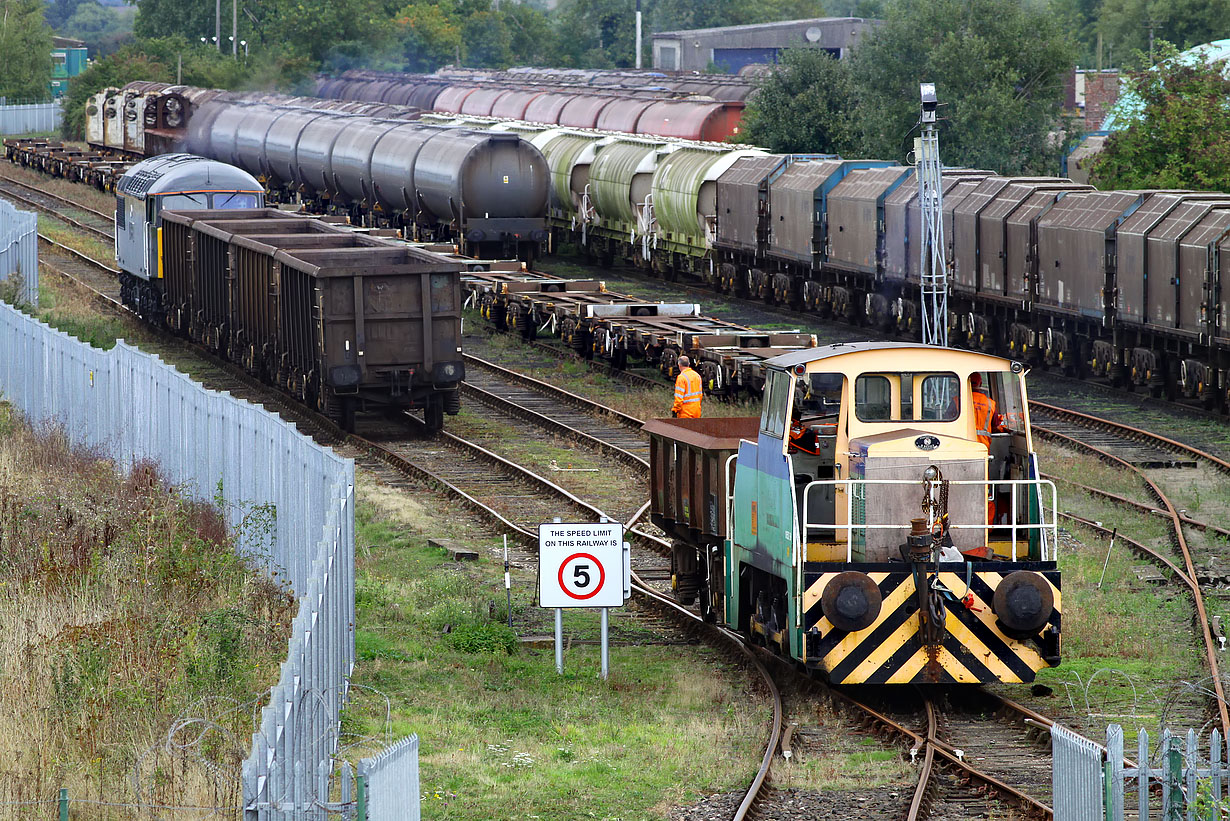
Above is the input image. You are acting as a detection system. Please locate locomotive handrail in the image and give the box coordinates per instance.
[798,478,1058,563]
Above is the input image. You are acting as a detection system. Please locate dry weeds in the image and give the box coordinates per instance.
[0,404,294,815]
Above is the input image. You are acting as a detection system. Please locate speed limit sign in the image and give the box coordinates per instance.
[539,522,628,609]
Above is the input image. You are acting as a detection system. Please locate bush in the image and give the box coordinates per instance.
[447,620,519,655]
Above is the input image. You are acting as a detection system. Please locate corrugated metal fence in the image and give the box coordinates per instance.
[0,302,418,820]
[0,99,62,135]
[0,198,38,306]
[1053,723,1230,820]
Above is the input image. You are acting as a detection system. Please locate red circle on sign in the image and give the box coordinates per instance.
[558,552,605,600]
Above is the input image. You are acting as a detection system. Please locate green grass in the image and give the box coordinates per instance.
[343,480,772,820]
[22,276,127,349]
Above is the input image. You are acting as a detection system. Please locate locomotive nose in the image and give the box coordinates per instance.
[992,571,1055,634]
[821,571,883,633]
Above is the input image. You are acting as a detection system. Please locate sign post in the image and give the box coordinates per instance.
[539,519,629,679]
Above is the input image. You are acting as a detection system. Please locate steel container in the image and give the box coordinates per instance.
[714,154,785,254]
[458,88,508,116]
[764,159,845,265]
[330,118,406,205]
[369,122,446,212]
[262,109,333,189]
[413,130,548,224]
[294,113,355,196]
[404,83,448,109]
[826,166,914,274]
[524,93,579,124]
[595,99,655,134]
[229,105,285,180]
[1035,190,1153,320]
[557,96,615,129]
[432,86,479,113]
[1001,185,1091,300]
[1177,210,1230,336]
[972,180,1077,298]
[588,138,670,234]
[204,102,258,167]
[636,100,744,142]
[952,177,1015,294]
[882,170,991,283]
[490,90,543,119]
[540,131,608,220]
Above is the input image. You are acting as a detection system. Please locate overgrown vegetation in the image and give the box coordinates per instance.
[341,482,782,820]
[1091,44,1230,191]
[0,403,294,809]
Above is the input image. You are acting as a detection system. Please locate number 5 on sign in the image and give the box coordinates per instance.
[539,522,627,609]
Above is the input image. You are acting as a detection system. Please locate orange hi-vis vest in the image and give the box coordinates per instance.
[972,390,996,448]
[673,367,702,418]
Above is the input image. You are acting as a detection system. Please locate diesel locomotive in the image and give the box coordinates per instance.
[646,342,1060,685]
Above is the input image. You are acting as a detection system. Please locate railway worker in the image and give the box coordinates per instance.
[672,356,703,418]
[970,373,1007,448]
[971,373,1009,523]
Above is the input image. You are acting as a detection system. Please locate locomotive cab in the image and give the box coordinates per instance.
[647,341,1061,686]
[114,154,264,320]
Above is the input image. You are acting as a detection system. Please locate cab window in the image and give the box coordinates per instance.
[159,193,209,211]
[760,370,791,439]
[798,372,843,418]
[855,372,960,423]
[213,192,260,209]
[854,375,892,421]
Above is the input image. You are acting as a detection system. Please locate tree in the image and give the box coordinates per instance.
[62,2,135,57]
[0,0,54,101]
[553,0,636,67]
[45,0,84,30]
[738,48,858,154]
[460,10,510,67]
[1097,0,1230,66]
[393,2,460,71]
[850,0,1076,173]
[1090,44,1230,191]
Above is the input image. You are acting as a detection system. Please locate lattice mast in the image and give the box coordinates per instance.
[917,83,948,347]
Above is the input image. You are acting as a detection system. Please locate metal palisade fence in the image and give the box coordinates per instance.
[0,99,62,135]
[359,735,422,821]
[0,198,37,307]
[0,302,420,819]
[1053,722,1230,820]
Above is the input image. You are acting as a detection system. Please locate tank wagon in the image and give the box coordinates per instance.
[181,99,549,260]
[112,155,464,430]
[316,69,751,142]
[24,83,1230,410]
[647,342,1061,684]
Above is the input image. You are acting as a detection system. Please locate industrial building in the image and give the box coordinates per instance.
[50,36,88,98]
[651,17,877,74]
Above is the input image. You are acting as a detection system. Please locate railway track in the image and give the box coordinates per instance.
[21,205,790,820]
[0,170,115,243]
[20,180,1173,817]
[1031,402,1230,740]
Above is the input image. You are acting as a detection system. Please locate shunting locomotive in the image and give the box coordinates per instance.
[646,342,1061,685]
